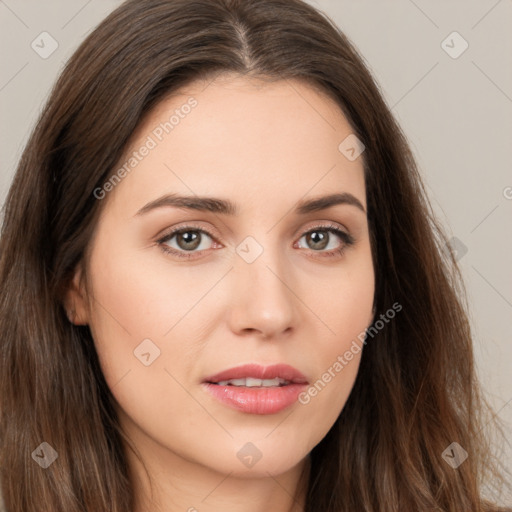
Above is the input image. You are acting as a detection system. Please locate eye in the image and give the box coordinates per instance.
[157,225,220,259]
[295,224,355,257]
[156,222,355,260]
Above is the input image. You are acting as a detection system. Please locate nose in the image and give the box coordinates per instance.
[227,247,298,340]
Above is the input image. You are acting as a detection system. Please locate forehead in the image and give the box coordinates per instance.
[104,74,366,215]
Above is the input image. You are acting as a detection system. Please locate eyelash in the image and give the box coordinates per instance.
[156,223,355,260]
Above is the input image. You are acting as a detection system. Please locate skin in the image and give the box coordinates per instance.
[66,73,375,512]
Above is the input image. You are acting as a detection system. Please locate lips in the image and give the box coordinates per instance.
[201,364,309,414]
[203,363,308,385]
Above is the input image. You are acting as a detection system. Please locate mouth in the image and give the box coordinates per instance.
[202,364,309,415]
[210,377,292,387]
[203,363,308,387]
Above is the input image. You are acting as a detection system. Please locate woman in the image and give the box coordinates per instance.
[0,0,510,510]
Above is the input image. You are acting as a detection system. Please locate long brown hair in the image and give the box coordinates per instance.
[0,0,510,510]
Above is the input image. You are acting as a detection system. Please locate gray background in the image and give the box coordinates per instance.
[0,0,511,507]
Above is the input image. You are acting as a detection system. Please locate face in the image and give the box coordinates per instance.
[68,74,375,479]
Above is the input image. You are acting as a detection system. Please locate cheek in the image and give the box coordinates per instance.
[296,246,374,426]
[84,237,237,432]
[84,246,219,450]
[83,238,206,390]
[307,239,375,344]
[86,238,215,341]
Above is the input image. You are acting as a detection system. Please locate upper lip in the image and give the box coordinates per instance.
[203,364,308,384]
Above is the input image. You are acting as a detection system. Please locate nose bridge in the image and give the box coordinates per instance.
[229,235,297,337]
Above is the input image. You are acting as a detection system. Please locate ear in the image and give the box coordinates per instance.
[63,264,90,326]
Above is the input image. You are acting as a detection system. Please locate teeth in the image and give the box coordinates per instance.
[216,377,289,387]
[245,377,263,387]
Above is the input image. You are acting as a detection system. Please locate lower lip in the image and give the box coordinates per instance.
[202,382,308,415]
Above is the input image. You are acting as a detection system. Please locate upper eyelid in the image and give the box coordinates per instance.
[157,223,218,242]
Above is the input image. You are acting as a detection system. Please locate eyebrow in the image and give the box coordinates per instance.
[135,191,366,217]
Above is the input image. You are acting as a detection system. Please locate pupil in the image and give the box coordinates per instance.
[177,231,201,250]
[308,230,328,250]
